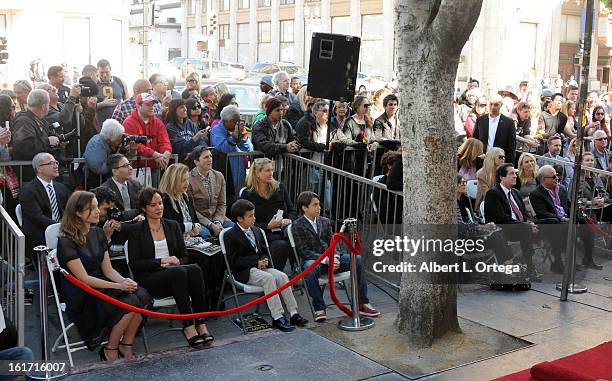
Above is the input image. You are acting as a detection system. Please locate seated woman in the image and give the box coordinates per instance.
[516,152,539,199]
[240,158,296,272]
[165,99,207,162]
[457,138,484,181]
[58,191,151,362]
[581,152,612,223]
[188,145,235,237]
[159,162,229,310]
[128,188,213,347]
[475,147,505,209]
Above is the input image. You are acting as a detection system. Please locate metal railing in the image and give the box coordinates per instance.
[0,205,25,346]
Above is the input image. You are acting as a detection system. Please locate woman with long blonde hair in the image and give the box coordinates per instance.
[475,147,505,208]
[58,191,151,361]
[241,158,296,271]
[516,152,538,198]
[457,138,484,180]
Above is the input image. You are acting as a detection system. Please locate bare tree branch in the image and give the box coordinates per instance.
[395,0,444,41]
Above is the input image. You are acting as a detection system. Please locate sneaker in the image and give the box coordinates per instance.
[582,260,603,270]
[359,304,380,317]
[271,316,295,332]
[289,313,308,326]
[314,310,327,323]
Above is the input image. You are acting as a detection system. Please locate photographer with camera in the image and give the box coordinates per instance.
[39,83,82,154]
[84,119,134,179]
[100,154,143,218]
[123,93,172,187]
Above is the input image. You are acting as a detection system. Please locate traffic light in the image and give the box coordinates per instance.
[209,14,217,35]
[152,3,161,25]
[0,37,8,64]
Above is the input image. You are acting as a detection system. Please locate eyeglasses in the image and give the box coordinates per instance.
[40,161,59,167]
[595,138,608,141]
[543,175,559,179]
[114,163,132,169]
[187,79,197,83]
[192,105,202,109]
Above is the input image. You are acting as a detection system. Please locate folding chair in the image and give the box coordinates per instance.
[216,227,271,334]
[44,223,88,367]
[124,241,181,353]
[466,180,478,200]
[15,204,22,226]
[286,224,351,320]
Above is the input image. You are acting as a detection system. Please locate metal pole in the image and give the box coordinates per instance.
[28,246,67,380]
[338,218,374,331]
[560,0,594,300]
[75,110,81,159]
[143,0,150,80]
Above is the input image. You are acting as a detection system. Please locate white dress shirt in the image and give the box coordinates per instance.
[500,184,517,221]
[487,114,500,151]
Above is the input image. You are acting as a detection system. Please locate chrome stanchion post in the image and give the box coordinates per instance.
[339,218,374,331]
[28,246,67,380]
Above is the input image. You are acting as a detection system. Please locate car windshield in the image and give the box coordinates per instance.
[228,85,260,111]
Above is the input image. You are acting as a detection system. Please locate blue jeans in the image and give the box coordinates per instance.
[303,254,369,311]
[199,219,235,238]
[0,346,34,381]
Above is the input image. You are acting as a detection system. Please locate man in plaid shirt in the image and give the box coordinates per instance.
[112,79,162,123]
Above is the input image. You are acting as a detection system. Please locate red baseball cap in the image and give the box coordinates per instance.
[136,93,159,105]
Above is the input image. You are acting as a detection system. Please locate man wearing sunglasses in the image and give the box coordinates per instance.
[473,94,517,165]
[529,165,601,271]
[592,130,612,171]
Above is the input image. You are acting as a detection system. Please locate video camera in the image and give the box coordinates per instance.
[122,134,148,144]
[78,77,99,98]
[107,207,124,221]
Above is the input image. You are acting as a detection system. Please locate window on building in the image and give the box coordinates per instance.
[238,23,250,64]
[560,15,580,44]
[259,0,271,7]
[188,0,196,14]
[219,24,230,60]
[331,16,350,35]
[360,15,384,74]
[0,14,6,36]
[258,22,272,62]
[280,20,294,62]
[239,0,249,8]
[63,17,91,69]
[219,0,230,11]
[280,0,294,4]
[516,22,537,75]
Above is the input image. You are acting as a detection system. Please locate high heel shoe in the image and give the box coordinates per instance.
[182,326,205,348]
[195,318,214,344]
[118,342,133,358]
[99,346,119,362]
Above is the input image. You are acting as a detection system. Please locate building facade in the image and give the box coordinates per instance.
[0,0,130,85]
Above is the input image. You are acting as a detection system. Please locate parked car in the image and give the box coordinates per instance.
[355,72,388,93]
[248,62,308,84]
[175,79,261,123]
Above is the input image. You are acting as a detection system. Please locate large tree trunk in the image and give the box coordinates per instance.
[395,0,483,348]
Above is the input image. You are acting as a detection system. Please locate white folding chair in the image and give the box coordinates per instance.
[124,241,180,352]
[44,223,88,367]
[239,187,247,198]
[466,180,478,200]
[217,227,270,334]
[286,224,351,320]
[15,204,22,226]
[480,201,485,220]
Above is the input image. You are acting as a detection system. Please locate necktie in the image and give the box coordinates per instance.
[120,184,131,210]
[245,229,257,250]
[47,184,60,222]
[507,191,524,222]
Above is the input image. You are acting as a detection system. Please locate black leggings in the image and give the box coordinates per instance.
[140,264,207,326]
[187,250,225,309]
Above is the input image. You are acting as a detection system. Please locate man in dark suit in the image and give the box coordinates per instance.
[529,165,601,271]
[100,154,142,220]
[484,163,538,279]
[19,152,69,254]
[473,94,517,165]
[224,199,308,332]
[292,191,380,322]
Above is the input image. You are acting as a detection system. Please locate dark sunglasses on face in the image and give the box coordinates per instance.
[596,137,608,141]
[187,79,197,83]
[192,104,201,109]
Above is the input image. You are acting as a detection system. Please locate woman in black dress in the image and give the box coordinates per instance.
[58,191,151,362]
[240,158,296,272]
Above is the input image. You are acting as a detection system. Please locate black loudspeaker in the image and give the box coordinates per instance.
[307,33,361,102]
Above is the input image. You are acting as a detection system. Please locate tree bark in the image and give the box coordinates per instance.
[395,0,483,348]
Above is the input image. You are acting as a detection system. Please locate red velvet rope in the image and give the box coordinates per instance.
[584,216,612,240]
[62,232,362,319]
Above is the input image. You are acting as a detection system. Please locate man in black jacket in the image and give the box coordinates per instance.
[473,94,517,165]
[100,154,142,220]
[224,199,307,332]
[252,97,299,156]
[529,165,601,271]
[484,163,538,278]
[19,152,69,256]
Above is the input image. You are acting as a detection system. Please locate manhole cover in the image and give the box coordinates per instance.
[256,365,274,371]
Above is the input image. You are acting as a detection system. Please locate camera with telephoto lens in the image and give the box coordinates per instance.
[107,207,124,221]
[122,134,148,144]
[78,77,99,97]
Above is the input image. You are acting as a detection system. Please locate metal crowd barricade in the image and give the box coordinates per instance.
[0,205,25,346]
